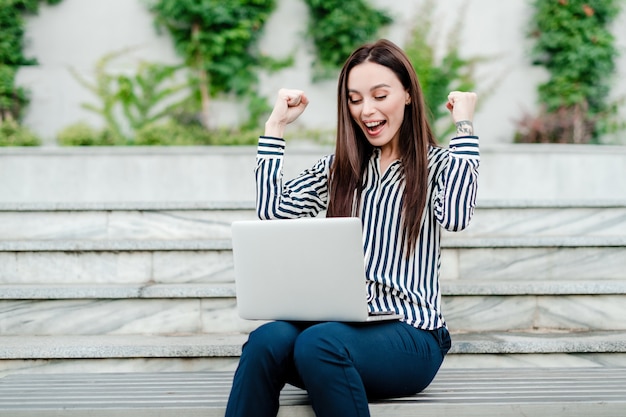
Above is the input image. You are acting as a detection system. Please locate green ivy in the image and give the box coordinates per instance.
[303,0,392,79]
[0,65,28,121]
[517,0,622,143]
[147,0,290,129]
[0,0,62,122]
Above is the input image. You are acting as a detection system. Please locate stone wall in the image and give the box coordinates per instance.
[2,144,625,203]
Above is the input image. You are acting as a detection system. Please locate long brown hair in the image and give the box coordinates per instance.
[327,39,438,254]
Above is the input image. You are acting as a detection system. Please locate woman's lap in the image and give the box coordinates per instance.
[293,320,448,398]
[246,320,449,398]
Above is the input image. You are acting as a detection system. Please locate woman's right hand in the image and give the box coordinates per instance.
[265,88,309,137]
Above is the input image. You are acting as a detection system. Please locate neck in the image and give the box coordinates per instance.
[378,145,399,174]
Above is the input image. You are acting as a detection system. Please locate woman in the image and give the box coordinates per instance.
[225,39,479,417]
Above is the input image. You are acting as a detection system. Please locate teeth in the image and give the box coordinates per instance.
[365,121,383,128]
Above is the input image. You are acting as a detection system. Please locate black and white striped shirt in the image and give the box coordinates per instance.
[255,135,480,330]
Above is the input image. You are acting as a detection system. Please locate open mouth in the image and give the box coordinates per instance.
[364,120,386,135]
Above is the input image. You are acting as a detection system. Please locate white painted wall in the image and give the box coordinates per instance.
[16,0,626,145]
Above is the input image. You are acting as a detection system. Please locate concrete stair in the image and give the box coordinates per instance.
[1,200,625,376]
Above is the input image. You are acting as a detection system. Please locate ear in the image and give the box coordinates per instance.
[405,91,411,105]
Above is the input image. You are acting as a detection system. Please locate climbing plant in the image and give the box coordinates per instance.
[0,0,62,122]
[146,0,290,129]
[515,0,622,143]
[68,48,192,145]
[303,0,392,79]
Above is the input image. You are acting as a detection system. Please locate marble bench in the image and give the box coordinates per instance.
[1,367,626,417]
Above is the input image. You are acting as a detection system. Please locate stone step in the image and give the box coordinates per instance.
[0,240,233,285]
[3,236,624,251]
[452,199,626,238]
[1,331,625,376]
[1,281,624,335]
[440,236,626,281]
[0,286,257,337]
[1,201,624,240]
[0,236,623,284]
[0,202,256,241]
[4,279,624,299]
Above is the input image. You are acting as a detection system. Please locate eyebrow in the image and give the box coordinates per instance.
[348,83,392,94]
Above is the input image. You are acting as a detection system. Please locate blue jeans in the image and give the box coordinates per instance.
[224,320,451,417]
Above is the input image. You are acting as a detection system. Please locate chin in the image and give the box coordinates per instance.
[366,136,392,148]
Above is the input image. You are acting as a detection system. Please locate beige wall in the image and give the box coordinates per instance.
[16,0,626,145]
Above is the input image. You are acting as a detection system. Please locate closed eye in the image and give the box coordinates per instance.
[375,95,387,100]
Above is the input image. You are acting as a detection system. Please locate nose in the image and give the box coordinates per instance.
[362,98,375,117]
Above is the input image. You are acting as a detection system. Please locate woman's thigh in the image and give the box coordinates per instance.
[295,321,449,399]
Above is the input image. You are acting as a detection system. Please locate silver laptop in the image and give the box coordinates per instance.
[231,217,402,322]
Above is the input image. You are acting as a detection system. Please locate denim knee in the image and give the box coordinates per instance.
[293,323,349,373]
[242,321,301,367]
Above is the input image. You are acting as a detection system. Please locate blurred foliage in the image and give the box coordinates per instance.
[133,120,210,145]
[303,0,392,80]
[283,127,336,147]
[0,65,28,122]
[69,50,129,144]
[516,0,623,143]
[0,0,62,122]
[0,117,40,145]
[57,119,259,146]
[56,122,115,146]
[117,61,190,132]
[147,0,291,129]
[69,49,192,144]
[18,0,622,147]
[135,122,259,146]
[514,102,597,144]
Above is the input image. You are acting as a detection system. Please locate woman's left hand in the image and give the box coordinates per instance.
[446,91,478,123]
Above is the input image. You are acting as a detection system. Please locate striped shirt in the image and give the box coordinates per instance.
[255,135,480,330]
